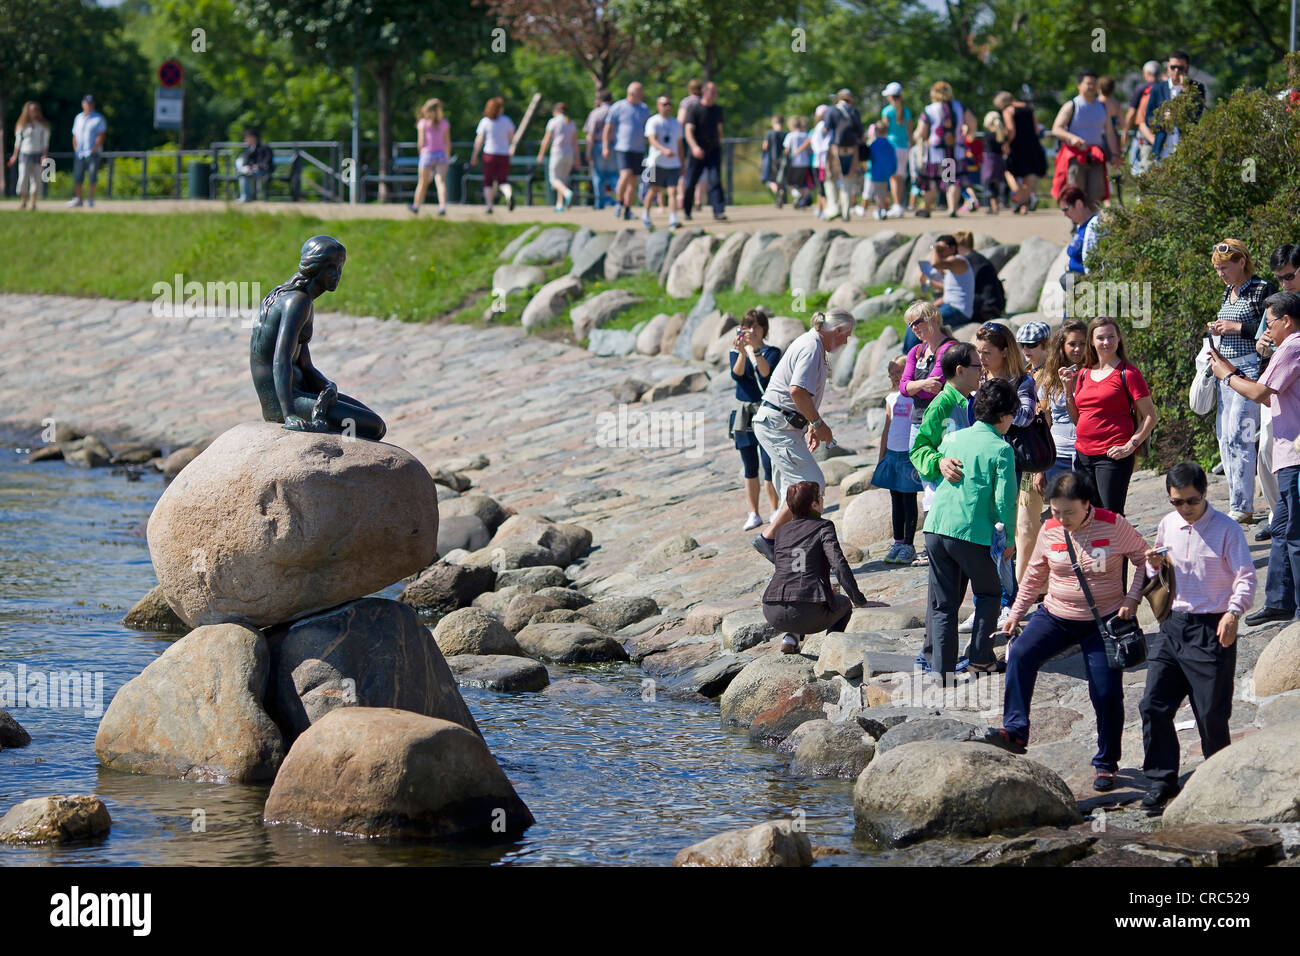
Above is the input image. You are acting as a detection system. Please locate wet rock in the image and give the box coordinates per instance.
[578,596,659,632]
[674,820,812,867]
[94,623,285,783]
[853,740,1082,847]
[446,654,550,693]
[270,598,481,742]
[0,795,110,844]
[122,584,190,634]
[663,653,748,698]
[521,275,583,330]
[26,444,64,462]
[263,707,533,840]
[148,422,438,629]
[720,654,817,729]
[64,435,113,468]
[544,676,623,698]
[514,622,630,663]
[898,828,1095,867]
[431,607,525,657]
[110,442,163,465]
[876,717,982,753]
[1254,622,1300,697]
[400,562,497,613]
[790,719,876,778]
[1163,721,1300,825]
[0,709,32,748]
[1135,824,1283,867]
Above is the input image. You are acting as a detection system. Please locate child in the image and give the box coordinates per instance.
[761,114,786,205]
[961,132,982,213]
[865,123,897,220]
[874,355,923,564]
[782,116,814,208]
[981,110,1009,214]
[907,142,926,213]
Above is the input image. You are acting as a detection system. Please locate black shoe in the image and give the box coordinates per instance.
[1245,606,1293,626]
[1141,781,1179,811]
[507,191,515,212]
[1093,771,1117,792]
[623,205,632,220]
[713,213,728,221]
[752,534,775,564]
[978,727,1026,754]
[1255,526,1273,542]
[683,211,692,221]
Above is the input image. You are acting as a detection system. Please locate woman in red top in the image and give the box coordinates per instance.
[1065,316,1158,514]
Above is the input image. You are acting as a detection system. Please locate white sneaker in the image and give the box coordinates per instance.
[887,204,904,218]
[66,198,82,207]
[958,612,976,634]
[851,205,866,217]
[998,606,1012,631]
[86,199,94,208]
[641,212,654,230]
[742,512,763,531]
[668,215,680,229]
[874,208,887,220]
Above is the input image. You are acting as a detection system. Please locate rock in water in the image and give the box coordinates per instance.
[147,422,439,629]
[1162,721,1300,825]
[94,623,286,783]
[719,655,817,729]
[852,740,1081,846]
[790,720,876,778]
[121,584,190,634]
[673,820,813,867]
[268,598,481,743]
[263,707,533,840]
[0,795,111,844]
[432,606,525,657]
[446,655,550,693]
[513,622,629,663]
[0,709,32,748]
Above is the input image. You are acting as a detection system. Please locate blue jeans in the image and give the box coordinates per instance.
[240,170,270,201]
[1264,464,1300,615]
[590,158,619,209]
[903,325,920,354]
[1003,607,1123,771]
[1043,456,1073,495]
[938,302,971,327]
[1215,354,1260,514]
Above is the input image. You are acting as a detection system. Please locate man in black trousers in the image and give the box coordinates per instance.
[683,81,726,221]
[1138,461,1256,811]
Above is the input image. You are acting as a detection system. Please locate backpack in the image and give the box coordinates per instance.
[834,103,863,147]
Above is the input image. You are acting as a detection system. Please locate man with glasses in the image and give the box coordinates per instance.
[1140,50,1206,162]
[1138,461,1255,811]
[1208,292,1300,625]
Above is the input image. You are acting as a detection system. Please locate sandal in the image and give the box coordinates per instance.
[965,660,999,675]
[1093,771,1117,792]
[910,551,929,567]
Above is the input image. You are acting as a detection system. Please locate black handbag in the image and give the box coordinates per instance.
[1006,399,1056,474]
[1064,530,1147,670]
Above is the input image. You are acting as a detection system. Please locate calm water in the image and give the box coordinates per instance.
[0,439,881,866]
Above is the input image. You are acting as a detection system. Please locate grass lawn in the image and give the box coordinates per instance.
[0,207,909,345]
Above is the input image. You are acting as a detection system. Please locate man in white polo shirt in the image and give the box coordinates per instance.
[69,94,107,208]
[751,309,856,561]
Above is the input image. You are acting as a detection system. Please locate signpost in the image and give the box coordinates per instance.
[155,59,185,197]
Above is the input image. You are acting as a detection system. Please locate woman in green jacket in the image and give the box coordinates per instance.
[923,378,1019,678]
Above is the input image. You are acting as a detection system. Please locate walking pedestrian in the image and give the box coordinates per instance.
[1139,461,1256,810]
[982,469,1150,792]
[1001,92,1046,214]
[641,94,684,230]
[981,108,1009,214]
[583,89,618,210]
[537,102,577,213]
[761,114,785,205]
[411,99,450,215]
[603,82,651,221]
[916,81,975,218]
[1124,61,1161,176]
[1050,70,1120,206]
[469,96,516,213]
[1066,317,1157,515]
[881,82,911,218]
[682,81,727,221]
[1037,319,1089,500]
[809,105,832,219]
[1140,50,1206,163]
[781,116,814,209]
[823,88,865,220]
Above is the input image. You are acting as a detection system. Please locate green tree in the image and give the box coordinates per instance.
[614,0,790,81]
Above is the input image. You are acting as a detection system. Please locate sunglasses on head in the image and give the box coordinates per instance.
[1168,494,1204,507]
[1214,243,1240,255]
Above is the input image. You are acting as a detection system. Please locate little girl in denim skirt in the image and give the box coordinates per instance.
[873,355,923,564]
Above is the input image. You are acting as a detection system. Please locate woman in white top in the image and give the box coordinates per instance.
[915,81,975,218]
[8,102,51,210]
[470,96,516,213]
[537,102,577,213]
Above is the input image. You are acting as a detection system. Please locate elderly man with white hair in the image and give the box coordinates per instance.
[752,310,857,561]
[1125,59,1162,175]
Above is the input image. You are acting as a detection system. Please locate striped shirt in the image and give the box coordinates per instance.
[1150,505,1256,615]
[1011,508,1149,622]
[1214,275,1275,360]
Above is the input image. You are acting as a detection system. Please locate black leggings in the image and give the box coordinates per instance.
[1073,452,1135,515]
[891,490,918,545]
[738,443,773,481]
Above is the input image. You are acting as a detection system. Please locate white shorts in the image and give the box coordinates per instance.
[752,408,825,502]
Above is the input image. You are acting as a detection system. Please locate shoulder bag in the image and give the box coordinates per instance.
[1005,376,1056,473]
[1063,527,1147,670]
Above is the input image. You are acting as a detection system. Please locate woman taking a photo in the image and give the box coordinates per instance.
[1066,316,1157,515]
[730,309,783,531]
[1207,238,1276,524]
[762,481,869,654]
[982,470,1150,792]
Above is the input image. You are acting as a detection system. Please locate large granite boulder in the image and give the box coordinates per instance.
[852,740,1082,846]
[94,623,285,782]
[790,229,846,295]
[269,598,480,742]
[437,514,490,556]
[636,313,672,355]
[399,561,496,613]
[431,606,525,657]
[839,488,894,548]
[571,289,642,340]
[481,514,592,568]
[446,654,550,693]
[871,236,917,287]
[147,422,438,629]
[1000,236,1063,315]
[818,236,863,292]
[521,275,583,330]
[767,316,807,352]
[512,226,573,265]
[790,719,876,778]
[665,234,719,298]
[690,310,738,361]
[569,231,614,280]
[849,230,907,287]
[900,231,940,290]
[1163,721,1300,825]
[498,225,539,261]
[742,230,813,294]
[513,622,630,663]
[0,795,111,845]
[702,232,749,293]
[439,493,509,534]
[263,707,533,840]
[658,227,704,284]
[671,290,718,361]
[673,820,813,867]
[492,264,545,297]
[645,229,674,275]
[1037,245,1074,319]
[719,654,818,729]
[1253,622,1300,697]
[733,231,780,292]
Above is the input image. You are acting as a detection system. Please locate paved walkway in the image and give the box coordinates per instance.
[9,196,1072,246]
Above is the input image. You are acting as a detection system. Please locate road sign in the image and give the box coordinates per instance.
[159,59,184,89]
[155,87,183,130]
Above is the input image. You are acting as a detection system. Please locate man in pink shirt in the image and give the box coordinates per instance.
[1208,291,1300,625]
[1138,461,1255,811]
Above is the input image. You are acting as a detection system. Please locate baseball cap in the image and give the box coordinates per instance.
[1016,320,1052,345]
[82,94,95,104]
[883,82,903,97]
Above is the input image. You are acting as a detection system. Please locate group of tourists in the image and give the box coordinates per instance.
[729,240,1300,807]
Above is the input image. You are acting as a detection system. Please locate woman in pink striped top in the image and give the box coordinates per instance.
[981,469,1149,792]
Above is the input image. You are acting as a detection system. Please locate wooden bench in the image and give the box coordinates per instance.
[209,150,302,201]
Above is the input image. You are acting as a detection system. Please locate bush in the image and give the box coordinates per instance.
[1090,57,1300,469]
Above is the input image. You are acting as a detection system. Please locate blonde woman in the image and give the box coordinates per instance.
[8,102,50,210]
[537,102,577,213]
[470,96,516,213]
[411,98,451,215]
[915,81,975,218]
